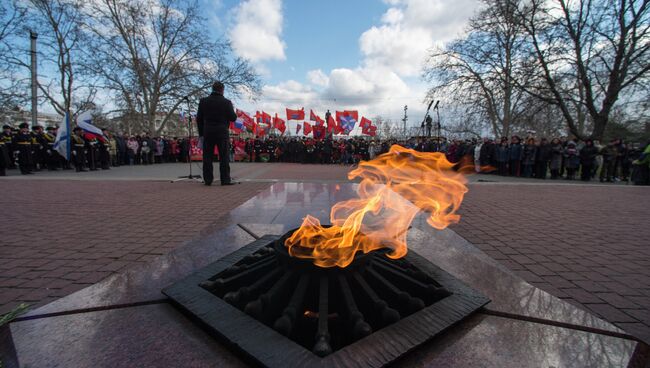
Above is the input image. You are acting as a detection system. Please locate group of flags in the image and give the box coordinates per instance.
[228,107,377,138]
[52,110,109,161]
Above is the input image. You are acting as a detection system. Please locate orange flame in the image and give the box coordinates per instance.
[285,145,469,268]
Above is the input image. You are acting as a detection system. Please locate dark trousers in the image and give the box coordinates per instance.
[581,165,593,181]
[509,160,521,176]
[203,134,230,184]
[536,161,548,179]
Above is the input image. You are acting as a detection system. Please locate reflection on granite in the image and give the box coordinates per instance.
[240,217,625,335]
[10,182,646,368]
[25,225,255,317]
[220,182,358,227]
[12,303,246,368]
[407,226,626,335]
[399,314,637,368]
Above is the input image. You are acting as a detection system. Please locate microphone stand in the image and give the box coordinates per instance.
[172,96,203,183]
[420,100,434,137]
[435,102,442,152]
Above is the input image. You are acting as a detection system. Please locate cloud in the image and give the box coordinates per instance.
[360,0,478,77]
[234,0,477,127]
[229,0,286,62]
[307,69,329,87]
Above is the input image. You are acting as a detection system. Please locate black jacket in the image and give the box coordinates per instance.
[196,92,237,137]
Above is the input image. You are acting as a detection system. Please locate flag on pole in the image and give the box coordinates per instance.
[286,108,305,120]
[367,125,377,137]
[238,109,255,132]
[274,114,287,134]
[76,111,106,138]
[296,123,302,135]
[309,109,318,121]
[313,125,326,140]
[53,113,71,160]
[336,110,358,134]
[261,111,272,124]
[360,116,372,129]
[303,122,312,135]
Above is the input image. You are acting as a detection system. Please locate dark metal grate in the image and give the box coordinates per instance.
[163,232,490,368]
[199,233,452,356]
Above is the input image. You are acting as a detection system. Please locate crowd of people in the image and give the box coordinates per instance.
[470,136,650,184]
[1,123,649,185]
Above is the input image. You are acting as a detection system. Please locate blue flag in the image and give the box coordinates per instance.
[53,113,71,160]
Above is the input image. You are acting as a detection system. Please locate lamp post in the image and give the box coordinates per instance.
[30,31,38,128]
[402,105,408,138]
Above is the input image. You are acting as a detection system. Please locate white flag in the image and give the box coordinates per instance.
[53,113,70,160]
[76,111,105,137]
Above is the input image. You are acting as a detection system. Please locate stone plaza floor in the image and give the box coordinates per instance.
[1,162,649,344]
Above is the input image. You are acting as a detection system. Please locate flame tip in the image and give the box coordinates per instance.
[285,146,468,268]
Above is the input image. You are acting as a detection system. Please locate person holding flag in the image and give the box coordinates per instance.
[53,113,71,170]
[70,127,87,172]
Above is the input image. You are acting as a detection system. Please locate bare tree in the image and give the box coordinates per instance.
[424,0,533,138]
[518,0,650,140]
[83,0,261,134]
[0,1,27,110]
[19,0,96,119]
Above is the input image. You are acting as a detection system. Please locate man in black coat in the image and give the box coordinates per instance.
[196,81,237,186]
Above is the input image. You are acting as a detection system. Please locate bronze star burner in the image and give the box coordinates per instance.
[163,230,490,367]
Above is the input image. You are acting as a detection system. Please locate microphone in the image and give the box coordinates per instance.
[433,100,440,110]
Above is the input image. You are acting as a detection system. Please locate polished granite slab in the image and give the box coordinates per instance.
[6,183,648,367]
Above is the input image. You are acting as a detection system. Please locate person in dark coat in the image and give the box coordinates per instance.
[196,81,238,186]
[479,138,493,168]
[600,139,618,182]
[13,123,34,174]
[31,125,46,171]
[71,127,87,172]
[549,138,563,179]
[579,139,598,181]
[564,141,580,180]
[495,138,509,176]
[508,136,523,176]
[0,125,13,175]
[535,138,551,179]
[522,137,537,178]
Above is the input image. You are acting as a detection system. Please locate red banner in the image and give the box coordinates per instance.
[190,138,219,161]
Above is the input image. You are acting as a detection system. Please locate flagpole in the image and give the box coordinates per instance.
[65,113,70,160]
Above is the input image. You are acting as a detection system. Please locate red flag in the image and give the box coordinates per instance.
[286,108,305,120]
[296,124,302,135]
[229,121,242,134]
[254,123,269,137]
[303,122,312,135]
[309,109,319,121]
[262,111,272,124]
[237,109,255,132]
[360,116,372,129]
[326,115,337,134]
[273,114,285,129]
[336,110,359,134]
[313,125,326,140]
[274,114,287,134]
[336,110,359,123]
[367,125,377,137]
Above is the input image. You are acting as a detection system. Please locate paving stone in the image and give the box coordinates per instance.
[2,167,649,343]
[585,304,639,323]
